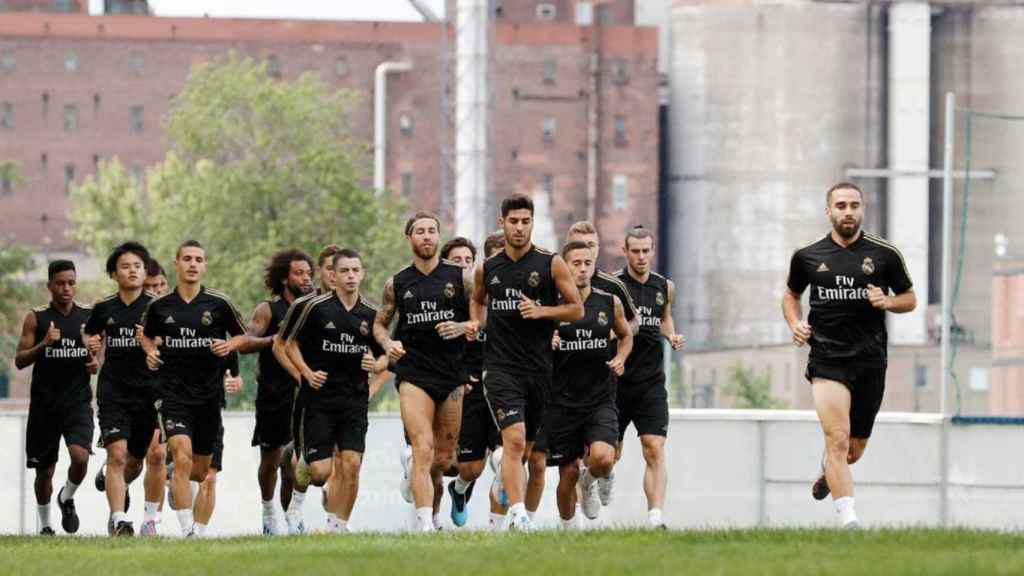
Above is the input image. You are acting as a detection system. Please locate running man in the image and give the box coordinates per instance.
[548,240,632,527]
[783,182,915,528]
[615,226,685,529]
[15,260,98,535]
[374,212,473,532]
[468,194,584,531]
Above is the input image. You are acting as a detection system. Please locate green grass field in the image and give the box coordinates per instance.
[2,529,1022,575]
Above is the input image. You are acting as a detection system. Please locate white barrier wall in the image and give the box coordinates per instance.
[1,410,1022,535]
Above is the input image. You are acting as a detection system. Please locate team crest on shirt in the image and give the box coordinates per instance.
[528,271,540,288]
[861,257,875,275]
[495,408,506,422]
[106,316,115,326]
[444,282,456,299]
[359,320,370,336]
[597,311,608,326]
[655,291,665,306]
[201,310,213,326]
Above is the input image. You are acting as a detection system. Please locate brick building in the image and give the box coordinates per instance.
[0,3,658,271]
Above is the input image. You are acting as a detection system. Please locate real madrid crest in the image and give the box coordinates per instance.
[528,271,541,288]
[655,291,665,306]
[597,311,608,326]
[444,282,456,299]
[201,310,213,326]
[359,320,370,336]
[861,257,875,275]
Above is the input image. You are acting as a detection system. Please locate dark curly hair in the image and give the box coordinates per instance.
[264,249,314,296]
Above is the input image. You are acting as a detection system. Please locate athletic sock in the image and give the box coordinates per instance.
[489,513,505,530]
[59,480,80,503]
[144,501,160,523]
[433,512,443,530]
[261,499,275,518]
[835,496,858,525]
[648,508,663,527]
[176,509,194,535]
[194,522,208,536]
[288,489,306,513]
[560,516,576,529]
[526,509,536,522]
[415,507,433,531]
[37,504,51,529]
[112,511,128,525]
[453,475,472,495]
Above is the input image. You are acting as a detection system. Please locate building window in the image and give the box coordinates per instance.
[575,2,593,26]
[612,174,628,210]
[93,93,101,114]
[542,173,553,195]
[92,154,99,170]
[614,115,627,147]
[128,50,144,73]
[41,152,48,173]
[334,56,349,78]
[41,92,49,117]
[542,115,556,142]
[52,0,74,12]
[536,3,556,20]
[266,55,281,78]
[63,163,75,195]
[542,59,556,84]
[399,112,414,137]
[64,104,77,131]
[130,105,144,133]
[400,172,413,199]
[611,60,629,85]
[595,4,610,25]
[65,50,78,72]
[1,52,14,72]
[1,102,12,129]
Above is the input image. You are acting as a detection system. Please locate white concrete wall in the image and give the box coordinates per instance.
[2,410,1022,536]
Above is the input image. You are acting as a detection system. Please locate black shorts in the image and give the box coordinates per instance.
[616,373,669,440]
[806,358,886,439]
[98,394,157,460]
[210,424,224,471]
[531,424,549,454]
[252,402,293,451]
[546,401,619,467]
[483,369,548,442]
[457,390,500,463]
[26,401,94,469]
[156,397,222,457]
[398,379,461,405]
[300,396,369,463]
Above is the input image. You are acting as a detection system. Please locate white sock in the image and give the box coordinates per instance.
[144,501,160,523]
[560,516,576,529]
[489,513,505,530]
[176,509,194,535]
[194,522,208,536]
[112,511,129,525]
[327,514,347,533]
[454,475,472,495]
[415,507,433,531]
[648,508,663,527]
[59,480,80,503]
[261,499,275,518]
[288,490,306,513]
[37,504,51,529]
[433,513,443,530]
[835,496,858,525]
[527,509,535,521]
[326,512,338,529]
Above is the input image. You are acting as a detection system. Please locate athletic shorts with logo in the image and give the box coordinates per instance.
[26,401,94,469]
[483,369,548,442]
[806,358,886,438]
[300,396,369,463]
[546,401,618,466]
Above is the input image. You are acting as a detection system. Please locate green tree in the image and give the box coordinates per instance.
[0,243,36,397]
[70,55,411,409]
[724,362,785,409]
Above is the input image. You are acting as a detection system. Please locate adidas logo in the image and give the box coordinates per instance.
[403,290,415,299]
[165,316,175,324]
[817,263,829,273]
[325,321,336,329]
[106,317,115,326]
[490,276,501,285]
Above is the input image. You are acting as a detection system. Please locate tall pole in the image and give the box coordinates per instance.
[939,91,955,417]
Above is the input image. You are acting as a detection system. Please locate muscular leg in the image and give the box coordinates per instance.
[525,449,546,515]
[105,440,129,514]
[400,384,438,510]
[193,463,217,526]
[848,437,868,465]
[66,444,89,487]
[556,461,580,521]
[143,431,166,508]
[499,424,527,507]
[34,465,55,505]
[812,378,854,499]
[639,435,666,510]
[258,447,284,502]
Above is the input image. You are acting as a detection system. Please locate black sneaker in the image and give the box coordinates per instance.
[113,520,135,537]
[95,464,106,492]
[58,489,80,534]
[812,473,830,501]
[40,526,55,536]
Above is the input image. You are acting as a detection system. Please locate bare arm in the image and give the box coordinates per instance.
[521,256,583,322]
[867,285,917,314]
[14,312,46,370]
[660,280,685,351]
[469,262,487,329]
[272,333,302,384]
[437,267,480,341]
[236,301,274,354]
[373,277,406,361]
[607,297,633,376]
[368,369,391,399]
[285,338,326,389]
[782,288,811,346]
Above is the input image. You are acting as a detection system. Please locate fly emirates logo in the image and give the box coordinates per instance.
[406,300,456,325]
[817,275,870,301]
[164,327,214,349]
[491,288,543,312]
[322,332,369,355]
[106,326,140,349]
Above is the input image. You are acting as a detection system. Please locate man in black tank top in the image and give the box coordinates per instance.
[235,249,313,536]
[374,212,474,532]
[82,242,157,536]
[15,260,98,535]
[548,241,633,528]
[783,183,916,528]
[615,227,685,529]
[467,194,584,531]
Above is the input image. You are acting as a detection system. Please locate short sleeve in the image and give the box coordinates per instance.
[786,249,810,294]
[281,300,307,341]
[885,247,914,295]
[292,303,317,345]
[83,301,106,336]
[219,298,246,337]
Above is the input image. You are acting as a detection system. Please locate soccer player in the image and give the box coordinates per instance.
[783,182,915,528]
[191,358,243,537]
[83,242,160,536]
[548,241,633,527]
[236,249,314,535]
[143,260,169,295]
[285,248,388,533]
[374,212,474,532]
[615,226,685,529]
[468,194,584,531]
[15,260,98,535]
[140,240,248,536]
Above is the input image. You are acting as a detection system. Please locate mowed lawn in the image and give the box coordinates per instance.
[2,529,1023,575]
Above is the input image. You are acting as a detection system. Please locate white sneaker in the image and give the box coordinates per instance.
[597,473,614,506]
[488,448,507,507]
[286,511,305,535]
[578,473,601,520]
[262,515,278,536]
[842,518,862,530]
[399,445,414,504]
[509,514,535,533]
